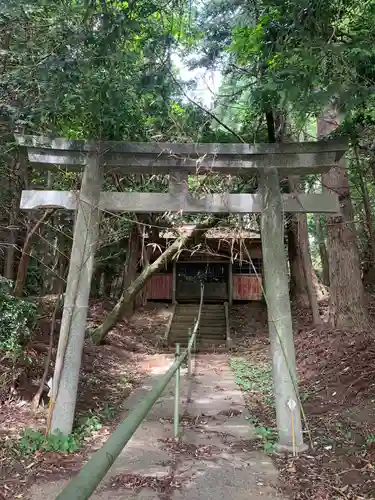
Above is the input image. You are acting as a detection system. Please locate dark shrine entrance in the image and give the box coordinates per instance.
[176,262,229,302]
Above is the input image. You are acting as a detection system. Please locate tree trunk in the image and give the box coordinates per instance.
[354,146,375,285]
[88,220,218,345]
[122,223,141,317]
[273,110,310,307]
[288,221,309,307]
[135,222,150,307]
[4,158,20,280]
[314,215,330,286]
[102,271,114,298]
[91,266,102,298]
[13,209,55,297]
[318,109,368,329]
[288,177,322,324]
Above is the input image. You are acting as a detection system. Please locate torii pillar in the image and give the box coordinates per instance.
[260,167,305,452]
[51,152,102,435]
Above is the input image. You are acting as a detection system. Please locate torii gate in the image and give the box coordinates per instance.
[15,134,347,453]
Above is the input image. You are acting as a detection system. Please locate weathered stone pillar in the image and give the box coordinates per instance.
[50,152,102,435]
[260,166,306,452]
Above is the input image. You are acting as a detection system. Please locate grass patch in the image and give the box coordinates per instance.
[230,357,274,405]
[230,357,277,452]
[16,403,117,456]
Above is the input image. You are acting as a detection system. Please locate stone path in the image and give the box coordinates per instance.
[27,354,286,499]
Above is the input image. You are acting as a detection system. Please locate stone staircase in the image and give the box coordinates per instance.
[168,303,227,350]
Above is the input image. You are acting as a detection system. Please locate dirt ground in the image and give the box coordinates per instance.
[0,299,174,499]
[231,300,375,500]
[1,297,375,499]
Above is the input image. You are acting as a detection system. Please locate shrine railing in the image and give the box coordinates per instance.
[56,284,204,500]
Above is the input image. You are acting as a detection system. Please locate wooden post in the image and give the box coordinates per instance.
[228,261,233,306]
[172,260,177,304]
[50,152,102,435]
[259,167,306,452]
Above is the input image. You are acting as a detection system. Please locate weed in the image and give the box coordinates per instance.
[245,415,260,425]
[19,428,80,455]
[366,434,375,447]
[230,357,277,453]
[253,425,277,453]
[230,357,273,402]
[299,390,312,403]
[17,406,113,455]
[76,412,103,438]
[100,402,117,422]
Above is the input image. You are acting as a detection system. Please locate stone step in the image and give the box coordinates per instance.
[171,320,225,331]
[170,330,226,337]
[176,303,223,307]
[169,304,228,350]
[175,308,225,313]
[171,332,226,339]
[170,341,226,347]
[175,314,225,320]
[173,319,225,325]
[171,328,226,335]
[169,340,226,347]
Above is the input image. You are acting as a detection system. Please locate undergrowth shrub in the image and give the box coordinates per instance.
[19,428,80,454]
[0,277,37,360]
[18,412,104,454]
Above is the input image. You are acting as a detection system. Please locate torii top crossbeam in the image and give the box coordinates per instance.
[15,134,347,175]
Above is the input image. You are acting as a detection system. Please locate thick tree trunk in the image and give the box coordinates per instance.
[274,111,310,307]
[288,222,309,307]
[135,223,150,307]
[13,209,55,297]
[121,223,141,317]
[318,109,368,328]
[89,220,218,345]
[288,177,322,324]
[323,163,368,327]
[314,215,330,286]
[354,147,375,285]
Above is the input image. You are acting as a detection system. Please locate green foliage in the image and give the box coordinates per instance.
[366,434,375,447]
[75,412,103,438]
[18,407,113,455]
[230,357,277,453]
[0,278,36,359]
[230,357,274,405]
[254,425,277,453]
[19,428,80,455]
[24,257,45,296]
[2,0,194,141]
